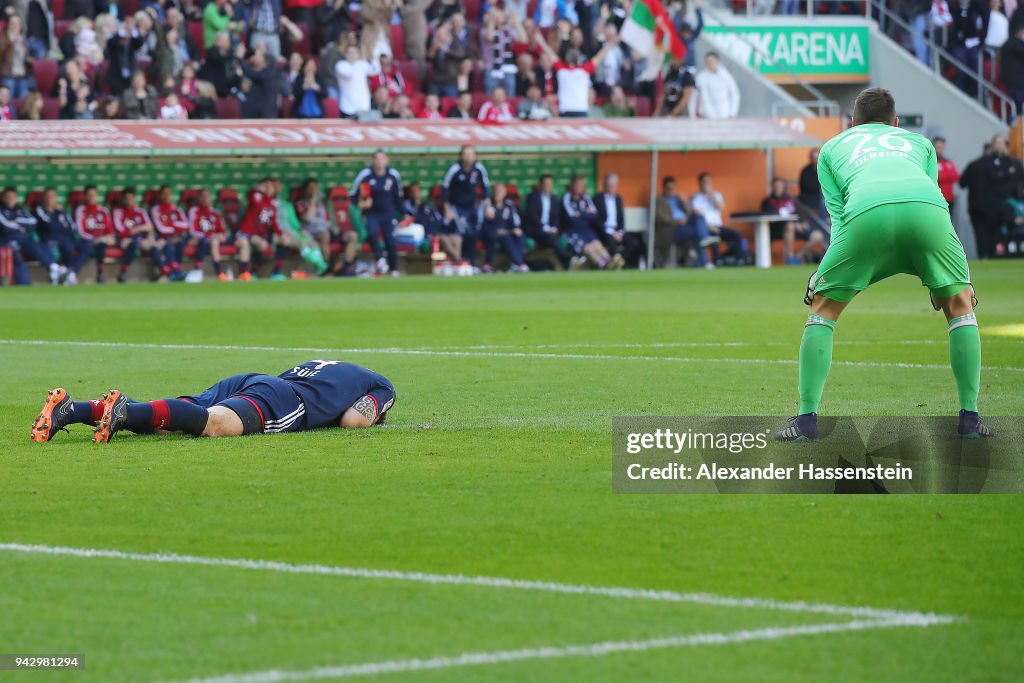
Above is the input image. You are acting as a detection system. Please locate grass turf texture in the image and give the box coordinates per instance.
[1,262,1022,682]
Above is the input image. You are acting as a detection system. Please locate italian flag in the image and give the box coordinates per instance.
[620,0,687,81]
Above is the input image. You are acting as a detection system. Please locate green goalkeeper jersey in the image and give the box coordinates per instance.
[817,123,948,233]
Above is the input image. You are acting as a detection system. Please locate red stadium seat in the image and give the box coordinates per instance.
[464,0,481,21]
[66,190,85,209]
[188,22,206,58]
[54,20,71,40]
[280,95,293,118]
[105,190,123,207]
[142,189,161,207]
[288,186,304,202]
[52,0,64,19]
[634,96,651,117]
[180,188,200,208]
[25,191,45,209]
[323,97,340,118]
[216,188,242,231]
[122,0,139,16]
[397,60,421,93]
[328,186,353,232]
[215,96,241,119]
[470,92,489,114]
[389,25,406,60]
[33,60,59,96]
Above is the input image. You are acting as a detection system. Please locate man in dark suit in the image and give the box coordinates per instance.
[595,173,646,268]
[523,174,571,269]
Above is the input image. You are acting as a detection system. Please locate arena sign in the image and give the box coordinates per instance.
[703,22,871,83]
[0,118,820,158]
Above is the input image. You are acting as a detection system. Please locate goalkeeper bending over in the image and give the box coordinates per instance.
[775,88,990,441]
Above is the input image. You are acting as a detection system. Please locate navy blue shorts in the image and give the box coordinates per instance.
[181,373,306,435]
[566,226,598,254]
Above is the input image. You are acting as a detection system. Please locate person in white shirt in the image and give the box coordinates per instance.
[533,30,617,117]
[689,172,748,265]
[159,92,189,120]
[335,43,378,117]
[985,0,1010,49]
[694,52,740,119]
[477,85,515,122]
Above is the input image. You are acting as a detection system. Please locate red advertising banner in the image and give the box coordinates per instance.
[0,118,821,157]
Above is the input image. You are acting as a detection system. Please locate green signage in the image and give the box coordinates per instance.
[703,25,870,83]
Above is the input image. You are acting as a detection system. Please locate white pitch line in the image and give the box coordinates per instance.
[1,339,1022,373]
[160,618,940,683]
[0,542,957,624]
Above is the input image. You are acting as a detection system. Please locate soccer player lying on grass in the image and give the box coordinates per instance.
[775,88,990,442]
[31,360,395,443]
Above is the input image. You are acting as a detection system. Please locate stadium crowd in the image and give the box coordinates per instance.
[0,144,787,285]
[0,0,744,121]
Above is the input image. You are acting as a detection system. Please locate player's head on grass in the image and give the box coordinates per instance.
[852,87,897,127]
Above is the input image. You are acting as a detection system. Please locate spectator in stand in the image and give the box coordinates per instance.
[112,187,164,283]
[798,148,825,221]
[948,0,986,95]
[21,90,44,119]
[369,54,410,99]
[442,145,489,267]
[593,19,632,98]
[455,56,475,92]
[240,46,283,119]
[676,7,703,70]
[106,15,143,96]
[151,184,189,279]
[654,176,715,269]
[400,0,432,71]
[419,92,443,118]
[371,84,392,116]
[932,136,961,212]
[204,0,242,48]
[284,51,304,91]
[319,34,345,99]
[187,187,230,281]
[481,182,529,272]
[586,87,604,118]
[335,42,376,118]
[166,8,200,67]
[200,33,244,98]
[122,70,159,119]
[596,172,644,268]
[428,0,463,30]
[557,23,587,61]
[58,61,94,119]
[62,0,105,20]
[73,17,104,66]
[35,188,87,285]
[603,84,634,117]
[446,89,473,118]
[985,0,1010,49]
[517,83,554,119]
[177,64,215,119]
[515,52,539,95]
[1002,21,1024,115]
[17,0,55,60]
[74,185,115,283]
[561,175,622,270]
[352,150,404,276]
[1,186,62,285]
[0,84,14,120]
[0,14,34,99]
[481,6,525,95]
[71,82,96,118]
[534,0,569,28]
[249,0,284,61]
[761,177,826,265]
[294,178,337,267]
[477,84,514,122]
[360,0,395,60]
[534,28,616,117]
[694,52,739,119]
[429,19,466,98]
[160,91,189,119]
[901,0,934,65]
[387,93,415,118]
[691,172,748,265]
[450,12,479,59]
[315,0,355,49]
[524,174,571,269]
[959,134,1024,257]
[294,57,326,118]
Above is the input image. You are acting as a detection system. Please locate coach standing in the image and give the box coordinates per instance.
[352,151,403,276]
[959,134,1024,258]
[442,145,490,268]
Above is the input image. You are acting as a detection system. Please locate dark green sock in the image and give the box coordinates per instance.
[948,313,980,412]
[798,314,836,415]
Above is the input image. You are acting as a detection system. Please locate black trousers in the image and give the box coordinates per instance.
[969,209,1001,259]
[599,230,646,267]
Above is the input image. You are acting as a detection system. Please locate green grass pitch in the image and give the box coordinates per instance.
[1,263,1022,682]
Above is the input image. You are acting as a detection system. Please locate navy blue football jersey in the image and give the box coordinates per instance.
[278,360,396,429]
